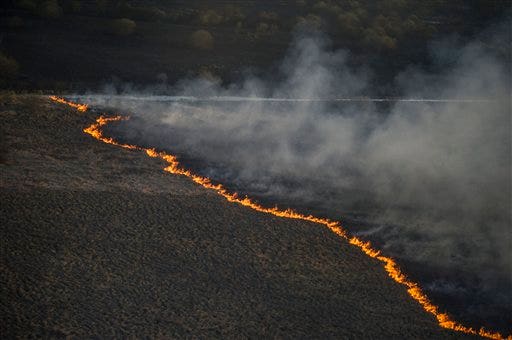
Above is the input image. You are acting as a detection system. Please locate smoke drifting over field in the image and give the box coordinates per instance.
[77,23,511,330]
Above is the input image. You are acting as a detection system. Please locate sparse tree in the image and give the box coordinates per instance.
[198,9,223,26]
[337,12,362,39]
[223,5,245,23]
[38,0,63,19]
[109,18,136,36]
[189,30,214,50]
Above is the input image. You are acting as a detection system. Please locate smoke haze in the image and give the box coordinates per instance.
[76,23,511,331]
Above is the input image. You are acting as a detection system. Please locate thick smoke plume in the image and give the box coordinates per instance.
[78,23,511,329]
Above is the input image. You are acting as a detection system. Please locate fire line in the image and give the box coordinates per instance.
[50,96,510,340]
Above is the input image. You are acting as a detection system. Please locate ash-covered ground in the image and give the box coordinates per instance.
[1,95,476,338]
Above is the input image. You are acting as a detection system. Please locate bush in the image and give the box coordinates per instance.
[189,30,214,50]
[312,1,342,17]
[121,5,166,21]
[362,28,396,50]
[197,6,245,26]
[0,53,20,86]
[198,9,223,26]
[37,0,63,19]
[109,18,136,36]
[222,5,245,23]
[337,12,362,39]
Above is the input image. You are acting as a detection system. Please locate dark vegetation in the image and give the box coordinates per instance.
[0,94,473,338]
[0,0,509,93]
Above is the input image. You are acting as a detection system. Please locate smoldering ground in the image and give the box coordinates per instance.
[75,25,511,332]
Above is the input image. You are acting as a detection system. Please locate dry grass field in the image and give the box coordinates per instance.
[0,94,473,338]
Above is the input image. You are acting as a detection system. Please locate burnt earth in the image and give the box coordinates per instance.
[0,94,472,338]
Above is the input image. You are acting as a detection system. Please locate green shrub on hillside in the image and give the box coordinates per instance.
[312,1,342,17]
[189,30,214,50]
[198,9,223,26]
[337,12,363,39]
[362,28,397,50]
[223,5,245,23]
[109,18,136,36]
[196,6,245,26]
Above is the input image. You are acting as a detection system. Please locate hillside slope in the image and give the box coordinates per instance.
[0,95,471,338]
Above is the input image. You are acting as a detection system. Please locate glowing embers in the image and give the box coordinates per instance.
[49,95,511,340]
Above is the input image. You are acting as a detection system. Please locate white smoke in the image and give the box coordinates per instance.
[75,23,511,325]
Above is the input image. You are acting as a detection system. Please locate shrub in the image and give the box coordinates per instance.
[109,18,136,36]
[197,6,245,26]
[312,1,342,17]
[337,12,362,39]
[189,30,214,50]
[198,9,223,26]
[362,28,396,50]
[37,0,63,19]
[222,5,245,23]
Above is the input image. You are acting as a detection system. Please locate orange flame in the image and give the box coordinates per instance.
[50,96,511,340]
[49,95,88,112]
